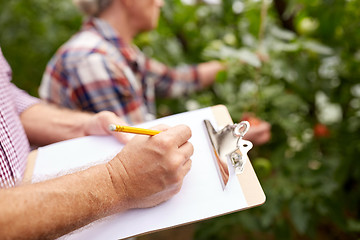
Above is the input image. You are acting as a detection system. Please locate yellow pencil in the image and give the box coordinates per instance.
[109,124,161,136]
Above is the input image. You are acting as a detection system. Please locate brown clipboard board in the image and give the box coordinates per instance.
[23,149,38,183]
[22,105,265,239]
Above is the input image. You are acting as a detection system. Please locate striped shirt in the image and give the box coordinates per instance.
[39,18,200,125]
[0,48,40,188]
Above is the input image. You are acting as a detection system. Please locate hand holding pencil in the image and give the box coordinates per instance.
[107,124,194,209]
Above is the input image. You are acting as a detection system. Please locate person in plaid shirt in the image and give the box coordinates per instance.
[0,47,194,239]
[39,0,226,125]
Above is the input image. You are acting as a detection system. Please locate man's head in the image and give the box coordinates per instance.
[73,0,164,33]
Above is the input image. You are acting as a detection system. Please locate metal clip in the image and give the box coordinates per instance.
[204,120,253,189]
[229,138,253,174]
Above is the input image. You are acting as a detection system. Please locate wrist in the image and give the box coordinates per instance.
[105,157,131,211]
[46,104,93,138]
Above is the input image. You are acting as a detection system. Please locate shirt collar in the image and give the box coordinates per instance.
[82,18,139,64]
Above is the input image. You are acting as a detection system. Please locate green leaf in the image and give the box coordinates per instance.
[270,25,296,41]
[215,70,227,83]
[289,199,311,234]
[302,40,334,55]
[347,219,360,232]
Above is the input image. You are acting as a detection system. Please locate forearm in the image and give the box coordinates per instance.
[197,60,226,88]
[20,103,92,146]
[0,164,125,240]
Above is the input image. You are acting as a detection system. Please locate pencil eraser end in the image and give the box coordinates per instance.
[109,124,116,131]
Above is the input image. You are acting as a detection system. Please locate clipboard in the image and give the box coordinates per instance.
[24,105,265,240]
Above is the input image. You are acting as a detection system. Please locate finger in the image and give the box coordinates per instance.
[109,119,133,143]
[257,121,271,131]
[149,124,170,132]
[164,125,192,147]
[102,111,129,129]
[246,123,271,145]
[88,111,132,143]
[245,122,270,137]
[178,142,194,164]
[163,158,193,198]
[173,158,193,188]
[181,158,192,177]
[112,132,133,143]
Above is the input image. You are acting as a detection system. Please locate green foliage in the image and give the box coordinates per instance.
[0,0,82,96]
[0,0,359,239]
[136,0,360,239]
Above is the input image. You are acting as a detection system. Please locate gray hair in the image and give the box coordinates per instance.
[73,0,114,17]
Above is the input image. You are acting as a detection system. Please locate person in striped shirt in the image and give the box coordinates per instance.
[39,0,226,125]
[0,47,194,239]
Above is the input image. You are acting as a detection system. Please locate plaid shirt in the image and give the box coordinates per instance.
[0,48,40,188]
[40,18,200,125]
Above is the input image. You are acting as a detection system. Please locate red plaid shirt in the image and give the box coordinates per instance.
[40,18,200,125]
[0,48,40,188]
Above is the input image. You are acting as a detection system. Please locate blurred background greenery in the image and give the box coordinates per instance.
[1,0,359,239]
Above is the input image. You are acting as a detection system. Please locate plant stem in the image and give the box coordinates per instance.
[258,0,269,45]
[253,0,270,114]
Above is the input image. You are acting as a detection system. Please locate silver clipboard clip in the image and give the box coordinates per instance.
[204,120,253,190]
